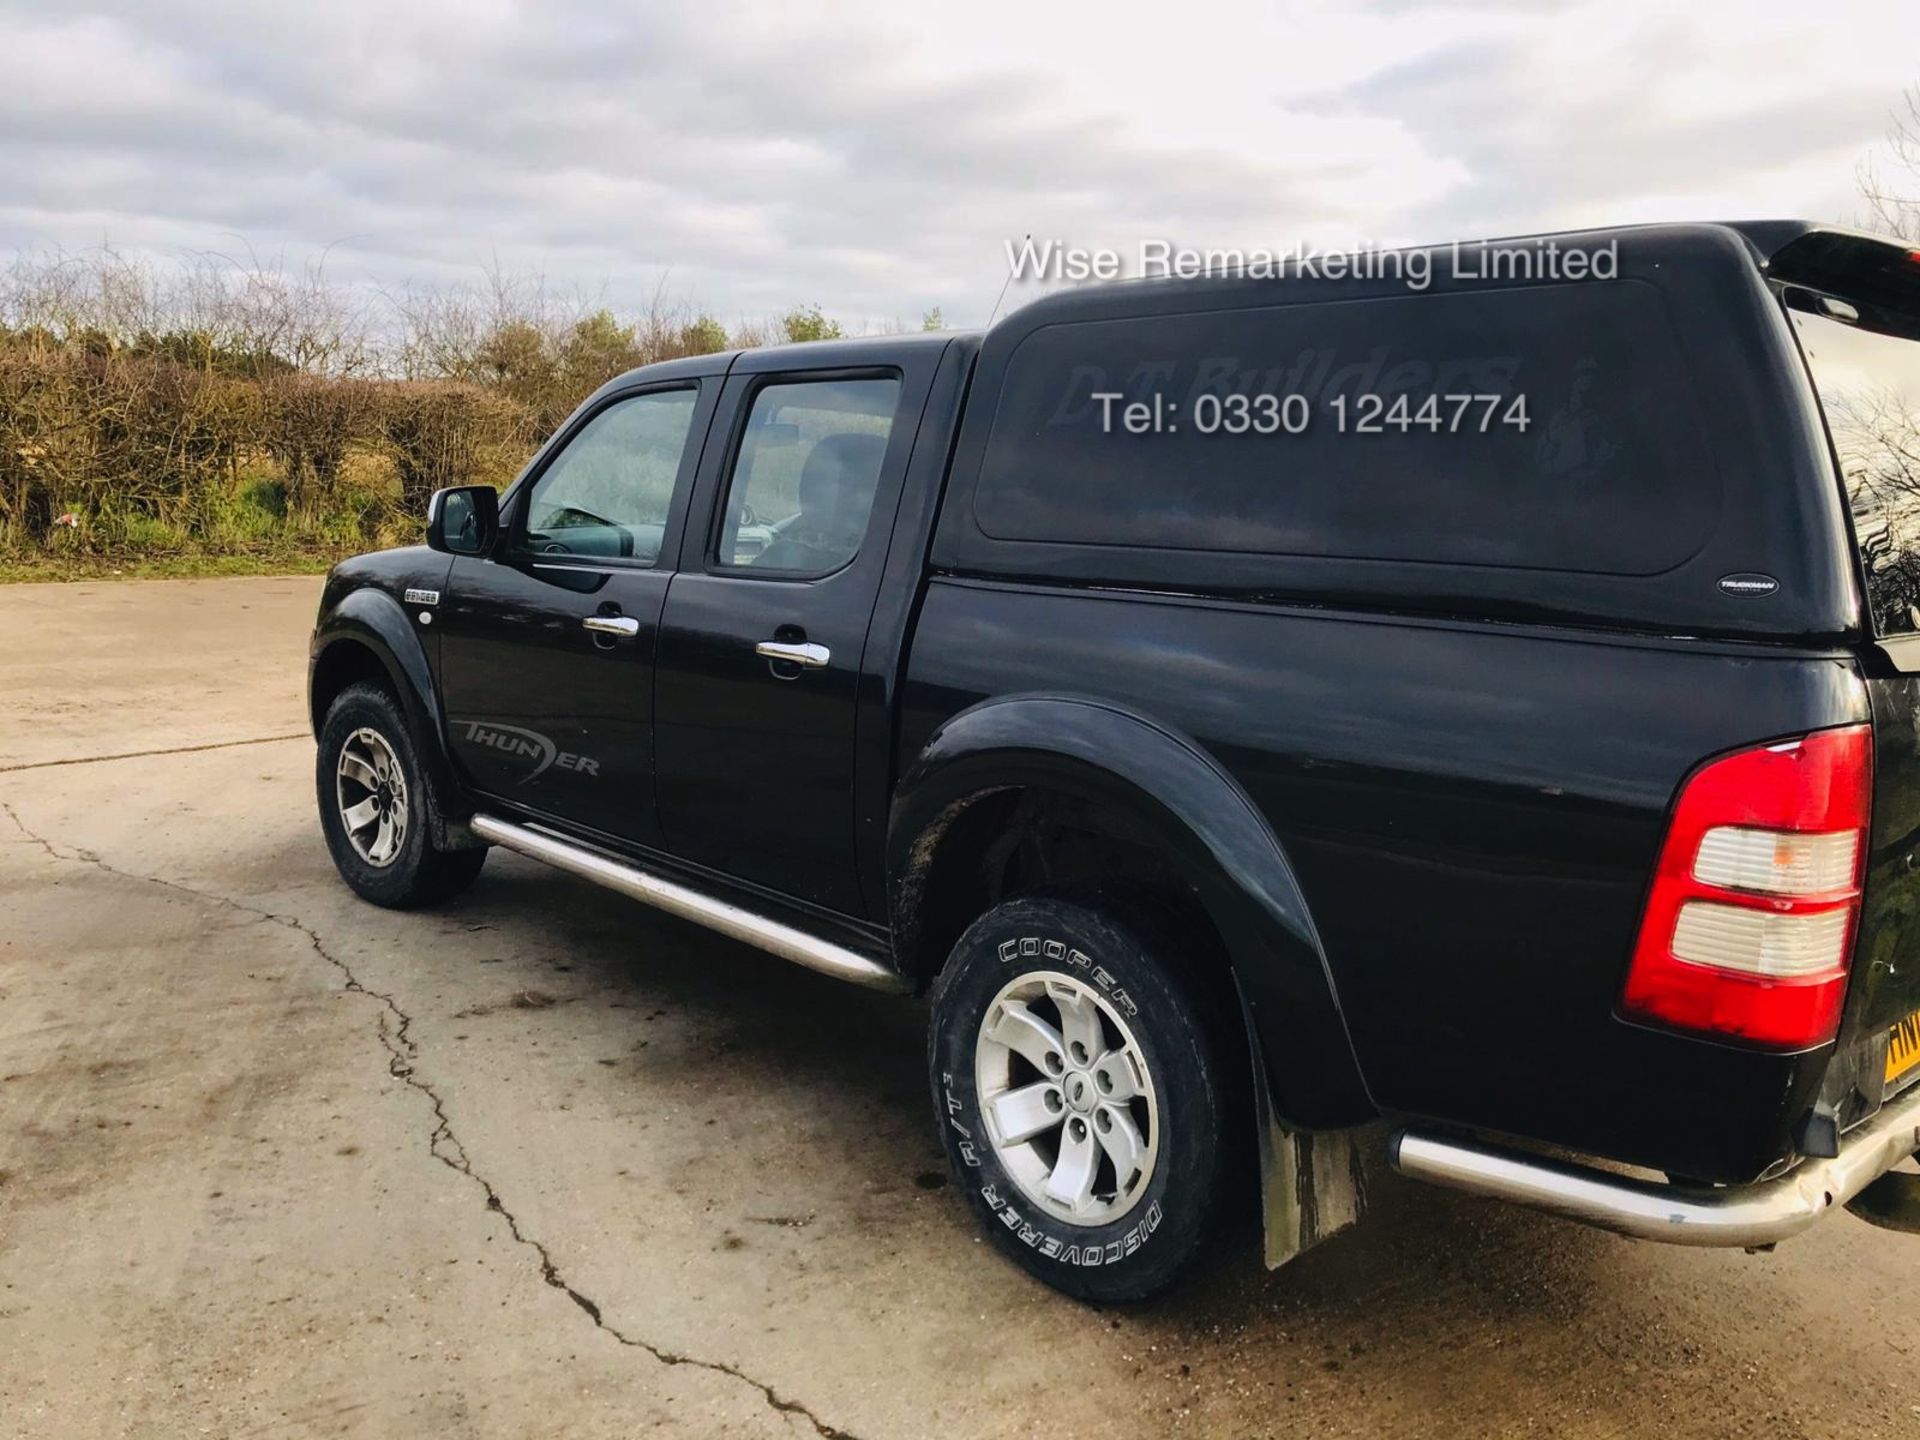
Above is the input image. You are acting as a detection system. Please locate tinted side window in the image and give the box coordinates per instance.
[716,377,899,575]
[523,387,698,564]
[973,283,1718,575]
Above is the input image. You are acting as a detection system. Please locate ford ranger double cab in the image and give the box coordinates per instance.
[312,222,1920,1301]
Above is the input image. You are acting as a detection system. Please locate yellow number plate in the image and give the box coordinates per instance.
[1887,1009,1920,1088]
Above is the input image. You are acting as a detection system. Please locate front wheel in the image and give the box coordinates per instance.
[928,895,1235,1302]
[316,682,486,908]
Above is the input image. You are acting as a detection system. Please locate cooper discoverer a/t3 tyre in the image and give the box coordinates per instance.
[928,895,1235,1301]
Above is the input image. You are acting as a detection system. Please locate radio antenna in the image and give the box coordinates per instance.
[986,232,1027,328]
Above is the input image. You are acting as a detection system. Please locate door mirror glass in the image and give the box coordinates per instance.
[427,484,498,555]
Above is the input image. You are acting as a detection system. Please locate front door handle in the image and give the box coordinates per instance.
[583,615,640,637]
[755,639,831,668]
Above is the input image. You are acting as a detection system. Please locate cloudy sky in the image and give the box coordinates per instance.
[2,0,1917,329]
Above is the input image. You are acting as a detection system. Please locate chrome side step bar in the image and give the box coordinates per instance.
[469,813,912,995]
[1389,1084,1920,1249]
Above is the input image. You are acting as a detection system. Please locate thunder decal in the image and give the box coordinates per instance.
[458,721,601,781]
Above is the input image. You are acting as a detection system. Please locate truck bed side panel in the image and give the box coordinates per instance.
[900,578,1869,1182]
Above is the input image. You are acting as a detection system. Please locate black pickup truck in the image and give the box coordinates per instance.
[311,221,1920,1301]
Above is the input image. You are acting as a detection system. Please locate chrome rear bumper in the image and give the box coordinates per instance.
[1389,1085,1920,1248]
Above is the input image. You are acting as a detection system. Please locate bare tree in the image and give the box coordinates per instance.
[0,244,372,376]
[1861,87,1920,241]
[1831,387,1920,631]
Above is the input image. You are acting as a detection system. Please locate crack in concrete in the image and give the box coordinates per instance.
[0,732,311,774]
[1,799,858,1440]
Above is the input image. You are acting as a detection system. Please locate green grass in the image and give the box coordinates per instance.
[0,547,349,583]
[0,436,457,583]
[0,458,427,582]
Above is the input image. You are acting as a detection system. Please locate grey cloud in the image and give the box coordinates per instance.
[1,2,1359,320]
[0,1,1908,326]
[1317,18,1898,237]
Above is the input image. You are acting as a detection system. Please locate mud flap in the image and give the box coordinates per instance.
[1239,985,1367,1267]
[1257,1096,1367,1268]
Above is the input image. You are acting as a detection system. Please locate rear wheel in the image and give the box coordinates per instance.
[928,895,1234,1301]
[317,682,486,908]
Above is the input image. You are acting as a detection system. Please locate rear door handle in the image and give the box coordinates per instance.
[583,615,640,637]
[755,639,831,668]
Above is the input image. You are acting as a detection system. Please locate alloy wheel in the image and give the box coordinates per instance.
[335,727,409,867]
[974,971,1160,1226]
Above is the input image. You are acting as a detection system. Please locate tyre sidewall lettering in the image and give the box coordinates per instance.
[993,934,1139,1018]
[938,1061,1167,1269]
[937,920,1182,1272]
[979,1179,1163,1268]
[938,1071,984,1169]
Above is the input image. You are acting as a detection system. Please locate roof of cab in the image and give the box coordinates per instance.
[590,327,976,398]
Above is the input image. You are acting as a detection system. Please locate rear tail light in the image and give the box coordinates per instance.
[1621,725,1872,1049]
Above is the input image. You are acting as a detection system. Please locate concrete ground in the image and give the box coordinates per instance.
[4,577,1920,1440]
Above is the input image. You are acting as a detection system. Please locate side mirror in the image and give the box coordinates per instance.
[426,485,499,556]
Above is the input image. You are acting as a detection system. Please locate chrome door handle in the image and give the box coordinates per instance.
[755,639,831,668]
[583,615,640,637]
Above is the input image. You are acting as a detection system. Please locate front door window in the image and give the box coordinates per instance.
[521,387,699,565]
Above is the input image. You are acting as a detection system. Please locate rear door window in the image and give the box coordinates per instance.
[972,282,1718,575]
[714,376,900,576]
